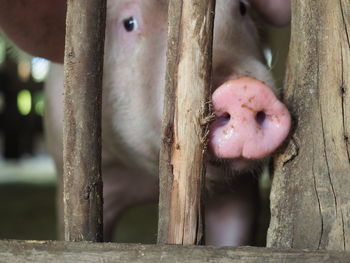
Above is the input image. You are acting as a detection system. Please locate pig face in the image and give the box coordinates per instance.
[0,0,291,175]
[101,0,169,172]
[101,0,290,175]
[0,0,291,245]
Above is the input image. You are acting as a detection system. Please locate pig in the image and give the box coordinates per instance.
[0,0,291,246]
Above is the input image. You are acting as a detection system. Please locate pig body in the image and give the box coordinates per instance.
[0,0,291,245]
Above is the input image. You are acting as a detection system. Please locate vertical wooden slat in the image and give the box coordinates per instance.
[268,0,350,250]
[63,0,106,241]
[158,0,216,245]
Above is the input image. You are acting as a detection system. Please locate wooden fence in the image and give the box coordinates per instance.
[1,0,350,261]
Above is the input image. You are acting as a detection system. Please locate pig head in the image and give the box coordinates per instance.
[0,0,291,246]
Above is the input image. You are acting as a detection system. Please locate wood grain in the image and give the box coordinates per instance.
[1,240,350,263]
[158,0,216,245]
[268,0,350,250]
[63,0,106,242]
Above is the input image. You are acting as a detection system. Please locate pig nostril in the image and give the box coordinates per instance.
[216,112,231,126]
[256,111,266,126]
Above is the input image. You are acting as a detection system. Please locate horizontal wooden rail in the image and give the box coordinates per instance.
[1,240,350,262]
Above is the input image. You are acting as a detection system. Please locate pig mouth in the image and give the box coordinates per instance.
[208,156,264,174]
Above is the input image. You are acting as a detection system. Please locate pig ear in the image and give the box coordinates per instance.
[250,0,291,26]
[0,0,66,63]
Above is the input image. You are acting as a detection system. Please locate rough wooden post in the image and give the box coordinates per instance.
[158,0,216,245]
[63,0,106,241]
[267,0,350,250]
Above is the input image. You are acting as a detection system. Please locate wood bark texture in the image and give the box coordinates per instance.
[1,240,350,263]
[63,0,106,241]
[158,0,216,245]
[267,0,350,250]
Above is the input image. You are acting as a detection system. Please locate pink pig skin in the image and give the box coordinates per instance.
[0,0,291,246]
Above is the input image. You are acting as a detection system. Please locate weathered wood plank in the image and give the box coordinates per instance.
[1,240,350,263]
[63,0,106,241]
[158,0,216,245]
[267,0,350,250]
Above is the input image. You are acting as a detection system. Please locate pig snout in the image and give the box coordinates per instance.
[209,77,291,160]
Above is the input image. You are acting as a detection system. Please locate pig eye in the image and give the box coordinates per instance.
[239,1,247,16]
[123,16,138,32]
